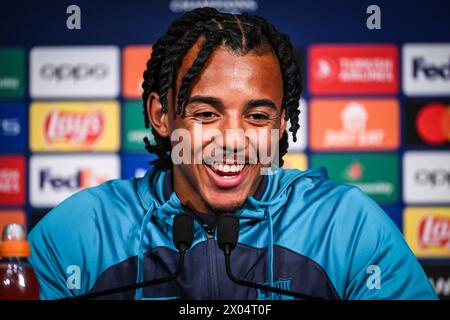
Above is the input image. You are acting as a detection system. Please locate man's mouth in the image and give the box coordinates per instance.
[204,161,251,189]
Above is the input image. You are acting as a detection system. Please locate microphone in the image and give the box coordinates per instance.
[217,213,323,300]
[71,212,194,300]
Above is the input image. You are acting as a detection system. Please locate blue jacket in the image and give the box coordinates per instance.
[29,167,437,300]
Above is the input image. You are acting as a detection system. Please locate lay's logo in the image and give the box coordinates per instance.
[404,207,450,258]
[44,109,104,145]
[419,216,450,249]
[30,101,119,152]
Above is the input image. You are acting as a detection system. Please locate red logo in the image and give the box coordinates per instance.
[309,45,398,94]
[416,102,450,145]
[419,216,450,248]
[44,110,104,145]
[312,56,338,84]
[346,161,364,181]
[0,156,25,205]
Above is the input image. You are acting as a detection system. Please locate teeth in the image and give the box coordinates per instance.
[210,162,245,173]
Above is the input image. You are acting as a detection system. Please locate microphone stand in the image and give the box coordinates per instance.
[69,244,187,300]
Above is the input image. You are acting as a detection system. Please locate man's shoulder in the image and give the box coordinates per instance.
[284,167,394,229]
[285,167,365,206]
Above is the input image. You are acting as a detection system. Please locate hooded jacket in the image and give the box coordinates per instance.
[28,167,437,300]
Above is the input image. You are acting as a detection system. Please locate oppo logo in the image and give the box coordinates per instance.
[39,63,109,81]
[414,168,450,187]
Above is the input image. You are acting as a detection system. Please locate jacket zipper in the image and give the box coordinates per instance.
[204,226,220,299]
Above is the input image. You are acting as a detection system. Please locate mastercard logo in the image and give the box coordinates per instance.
[416,102,450,145]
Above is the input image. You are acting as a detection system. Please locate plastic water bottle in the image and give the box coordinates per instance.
[0,224,40,299]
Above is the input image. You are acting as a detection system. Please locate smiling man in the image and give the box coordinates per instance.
[29,7,437,300]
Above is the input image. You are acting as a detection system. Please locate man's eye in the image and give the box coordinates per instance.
[248,113,269,121]
[195,112,217,118]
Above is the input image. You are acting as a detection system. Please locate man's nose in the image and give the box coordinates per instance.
[221,115,247,158]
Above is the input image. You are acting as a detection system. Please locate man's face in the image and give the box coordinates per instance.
[148,40,285,213]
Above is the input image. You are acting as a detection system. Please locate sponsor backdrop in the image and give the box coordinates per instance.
[0,0,449,299]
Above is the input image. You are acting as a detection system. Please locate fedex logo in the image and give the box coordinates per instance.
[39,168,109,191]
[30,155,119,207]
[403,44,450,96]
[413,57,450,80]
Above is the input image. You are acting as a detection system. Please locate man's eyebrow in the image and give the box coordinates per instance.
[185,96,223,108]
[185,96,278,110]
[245,99,278,110]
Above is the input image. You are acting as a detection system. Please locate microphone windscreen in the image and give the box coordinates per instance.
[217,213,239,251]
[173,213,194,250]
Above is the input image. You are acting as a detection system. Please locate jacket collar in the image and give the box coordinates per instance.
[136,166,328,227]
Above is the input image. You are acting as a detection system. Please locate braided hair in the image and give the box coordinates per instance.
[142,7,302,169]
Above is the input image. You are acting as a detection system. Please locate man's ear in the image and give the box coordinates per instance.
[279,108,287,139]
[146,92,170,138]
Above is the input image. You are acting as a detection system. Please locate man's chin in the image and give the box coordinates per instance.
[203,199,246,215]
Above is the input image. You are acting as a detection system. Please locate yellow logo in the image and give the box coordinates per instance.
[403,207,450,258]
[30,101,119,151]
[282,153,307,171]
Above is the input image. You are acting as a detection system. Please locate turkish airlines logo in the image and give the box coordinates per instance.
[313,56,393,83]
[312,57,338,83]
[310,99,399,150]
[419,216,450,249]
[40,63,109,82]
[0,168,20,195]
[403,44,450,96]
[0,156,25,205]
[44,110,104,145]
[309,45,398,94]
